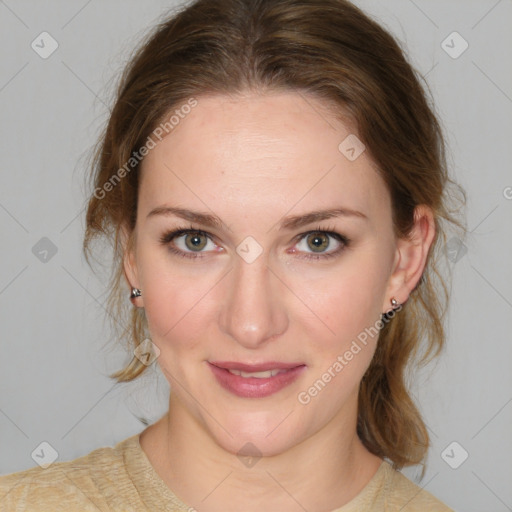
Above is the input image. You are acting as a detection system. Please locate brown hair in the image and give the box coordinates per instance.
[83,0,466,472]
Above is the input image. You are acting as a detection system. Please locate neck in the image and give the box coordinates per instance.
[141,392,383,512]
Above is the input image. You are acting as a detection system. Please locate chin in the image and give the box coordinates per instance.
[207,411,305,458]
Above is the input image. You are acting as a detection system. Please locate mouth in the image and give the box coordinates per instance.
[207,361,306,398]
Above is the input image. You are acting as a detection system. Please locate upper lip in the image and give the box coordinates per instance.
[209,361,305,372]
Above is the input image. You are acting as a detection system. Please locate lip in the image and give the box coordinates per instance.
[209,361,304,372]
[208,361,306,398]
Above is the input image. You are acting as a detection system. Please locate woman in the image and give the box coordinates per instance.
[0,0,466,510]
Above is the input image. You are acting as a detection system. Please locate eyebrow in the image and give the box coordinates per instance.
[147,205,367,230]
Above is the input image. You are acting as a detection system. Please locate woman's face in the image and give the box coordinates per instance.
[125,91,401,456]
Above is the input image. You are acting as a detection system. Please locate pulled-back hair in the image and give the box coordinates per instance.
[83,0,466,472]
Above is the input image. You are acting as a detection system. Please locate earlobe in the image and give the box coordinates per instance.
[383,205,436,311]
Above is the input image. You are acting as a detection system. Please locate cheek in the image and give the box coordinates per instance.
[137,249,215,348]
[295,257,389,408]
[296,251,390,349]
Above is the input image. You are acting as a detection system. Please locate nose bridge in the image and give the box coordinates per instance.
[219,254,288,348]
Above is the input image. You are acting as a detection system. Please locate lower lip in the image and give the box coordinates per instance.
[208,362,306,398]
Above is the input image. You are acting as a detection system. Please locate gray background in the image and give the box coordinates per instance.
[0,1,511,511]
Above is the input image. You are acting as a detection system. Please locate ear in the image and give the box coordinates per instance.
[120,223,141,297]
[382,205,436,313]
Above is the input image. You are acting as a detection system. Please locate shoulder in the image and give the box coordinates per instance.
[337,460,454,512]
[0,435,139,512]
[380,461,454,511]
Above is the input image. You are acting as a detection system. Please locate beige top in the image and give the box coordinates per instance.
[0,433,453,511]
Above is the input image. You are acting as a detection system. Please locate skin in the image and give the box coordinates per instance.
[122,90,435,512]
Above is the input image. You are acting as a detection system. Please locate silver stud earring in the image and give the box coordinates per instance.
[130,288,142,305]
[390,297,399,308]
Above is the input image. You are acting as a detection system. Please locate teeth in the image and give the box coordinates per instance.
[228,369,286,378]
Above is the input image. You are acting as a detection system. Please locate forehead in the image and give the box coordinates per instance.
[139,91,390,228]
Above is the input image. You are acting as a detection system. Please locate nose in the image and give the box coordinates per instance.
[218,255,289,349]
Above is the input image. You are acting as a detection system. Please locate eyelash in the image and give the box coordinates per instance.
[159,224,351,261]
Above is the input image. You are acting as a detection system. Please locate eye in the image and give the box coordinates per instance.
[292,229,349,260]
[159,227,219,259]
